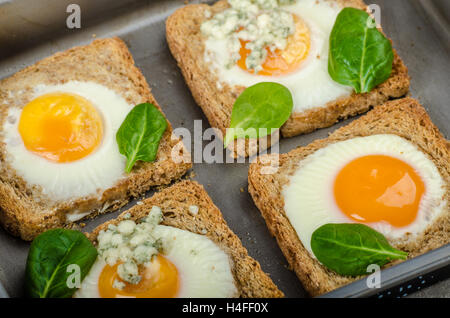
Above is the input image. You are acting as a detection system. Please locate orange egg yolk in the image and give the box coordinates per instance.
[237,15,311,76]
[98,255,180,298]
[334,155,425,227]
[18,92,103,163]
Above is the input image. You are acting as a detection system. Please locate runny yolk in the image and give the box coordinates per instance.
[334,155,425,227]
[98,255,180,298]
[18,92,103,163]
[237,15,311,76]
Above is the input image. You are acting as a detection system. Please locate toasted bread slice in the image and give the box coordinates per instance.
[88,180,284,298]
[248,97,449,296]
[0,37,192,241]
[166,0,410,156]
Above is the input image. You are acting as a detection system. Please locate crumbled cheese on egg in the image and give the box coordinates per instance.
[112,279,126,290]
[117,220,136,235]
[96,206,163,284]
[201,0,296,72]
[117,261,140,284]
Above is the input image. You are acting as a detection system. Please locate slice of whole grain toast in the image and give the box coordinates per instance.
[248,97,449,296]
[88,180,284,298]
[0,37,192,241]
[166,0,410,157]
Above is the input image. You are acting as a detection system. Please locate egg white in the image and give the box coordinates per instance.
[204,0,352,113]
[282,134,447,255]
[2,81,131,204]
[74,225,238,298]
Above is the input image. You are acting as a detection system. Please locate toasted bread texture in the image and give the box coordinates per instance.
[0,37,192,241]
[248,97,449,296]
[88,180,284,298]
[166,0,410,155]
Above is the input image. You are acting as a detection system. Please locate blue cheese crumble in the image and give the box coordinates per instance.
[188,205,199,216]
[201,0,297,72]
[97,206,164,284]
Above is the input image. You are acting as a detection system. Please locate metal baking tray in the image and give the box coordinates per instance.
[0,0,448,298]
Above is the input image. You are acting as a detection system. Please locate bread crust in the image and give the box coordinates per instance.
[0,38,192,241]
[88,180,284,298]
[166,0,410,153]
[248,97,449,296]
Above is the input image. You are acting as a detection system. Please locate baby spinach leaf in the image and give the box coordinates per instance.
[25,229,98,298]
[224,82,293,147]
[328,7,394,93]
[116,103,168,173]
[311,223,408,276]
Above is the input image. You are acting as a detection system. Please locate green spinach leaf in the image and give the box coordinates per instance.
[25,229,98,298]
[116,103,167,173]
[224,82,293,147]
[328,7,394,93]
[311,223,408,276]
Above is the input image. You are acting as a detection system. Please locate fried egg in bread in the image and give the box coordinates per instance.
[75,210,238,298]
[283,134,447,254]
[203,0,352,113]
[2,81,131,203]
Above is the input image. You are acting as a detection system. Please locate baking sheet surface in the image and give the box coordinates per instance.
[0,0,449,298]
